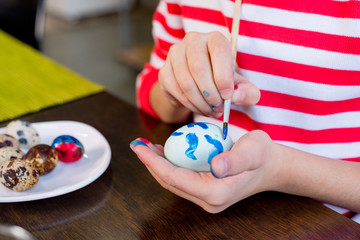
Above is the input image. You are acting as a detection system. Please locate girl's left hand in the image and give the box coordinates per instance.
[130,130,281,213]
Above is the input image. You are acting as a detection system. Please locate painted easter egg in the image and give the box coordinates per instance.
[51,135,84,163]
[164,122,233,172]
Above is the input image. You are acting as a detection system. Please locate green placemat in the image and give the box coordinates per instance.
[0,30,104,123]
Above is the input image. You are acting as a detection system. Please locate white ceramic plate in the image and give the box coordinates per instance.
[0,121,111,202]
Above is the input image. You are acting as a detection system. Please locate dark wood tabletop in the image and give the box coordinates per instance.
[1,92,360,240]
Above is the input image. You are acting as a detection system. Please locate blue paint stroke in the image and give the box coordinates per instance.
[185,133,198,160]
[204,134,224,163]
[203,90,210,98]
[171,132,184,137]
[187,122,208,129]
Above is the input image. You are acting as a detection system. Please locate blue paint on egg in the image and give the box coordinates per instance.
[185,133,198,160]
[171,132,183,137]
[164,122,233,172]
[204,135,224,163]
[187,122,209,129]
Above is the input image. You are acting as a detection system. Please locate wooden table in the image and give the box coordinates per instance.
[1,92,360,239]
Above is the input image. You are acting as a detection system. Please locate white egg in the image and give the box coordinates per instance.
[164,122,233,172]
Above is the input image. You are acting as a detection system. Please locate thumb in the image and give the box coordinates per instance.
[210,130,269,178]
[210,150,249,179]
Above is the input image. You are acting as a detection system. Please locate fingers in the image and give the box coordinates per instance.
[147,166,234,213]
[207,32,234,101]
[130,138,234,212]
[186,33,224,113]
[232,71,261,106]
[159,32,237,118]
[131,138,208,197]
[159,31,261,119]
[159,57,200,114]
[130,137,267,213]
[211,130,271,178]
[131,141,201,206]
[130,138,164,156]
[159,44,221,118]
[171,42,220,117]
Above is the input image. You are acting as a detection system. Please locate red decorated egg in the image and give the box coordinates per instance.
[51,135,84,163]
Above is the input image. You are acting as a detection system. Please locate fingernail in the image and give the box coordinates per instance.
[210,103,223,113]
[130,139,148,148]
[210,103,221,109]
[138,138,150,144]
[210,158,229,178]
[220,89,233,100]
[232,89,245,104]
[212,112,223,119]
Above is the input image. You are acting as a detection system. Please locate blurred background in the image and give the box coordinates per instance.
[0,0,158,106]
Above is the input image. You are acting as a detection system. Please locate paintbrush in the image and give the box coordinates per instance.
[223,0,242,140]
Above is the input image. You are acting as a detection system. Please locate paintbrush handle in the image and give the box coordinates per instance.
[224,99,231,122]
[230,0,241,67]
[223,0,242,124]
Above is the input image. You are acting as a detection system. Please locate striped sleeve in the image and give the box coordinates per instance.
[136,0,185,118]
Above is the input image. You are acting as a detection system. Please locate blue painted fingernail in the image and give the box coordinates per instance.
[211,103,222,110]
[130,139,148,148]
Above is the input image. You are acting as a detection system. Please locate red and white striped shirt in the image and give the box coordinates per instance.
[136,0,360,220]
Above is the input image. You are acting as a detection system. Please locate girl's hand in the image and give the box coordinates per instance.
[130,130,280,213]
[158,31,260,119]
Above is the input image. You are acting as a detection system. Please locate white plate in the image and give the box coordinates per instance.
[0,121,111,202]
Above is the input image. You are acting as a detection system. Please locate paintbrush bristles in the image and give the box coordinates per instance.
[223,122,228,140]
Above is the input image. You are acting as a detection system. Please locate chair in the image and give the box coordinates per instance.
[0,0,45,50]
[116,0,158,71]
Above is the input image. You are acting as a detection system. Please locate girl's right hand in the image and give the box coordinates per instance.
[158,31,260,118]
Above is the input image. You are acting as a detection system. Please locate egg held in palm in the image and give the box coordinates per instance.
[164,122,233,172]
